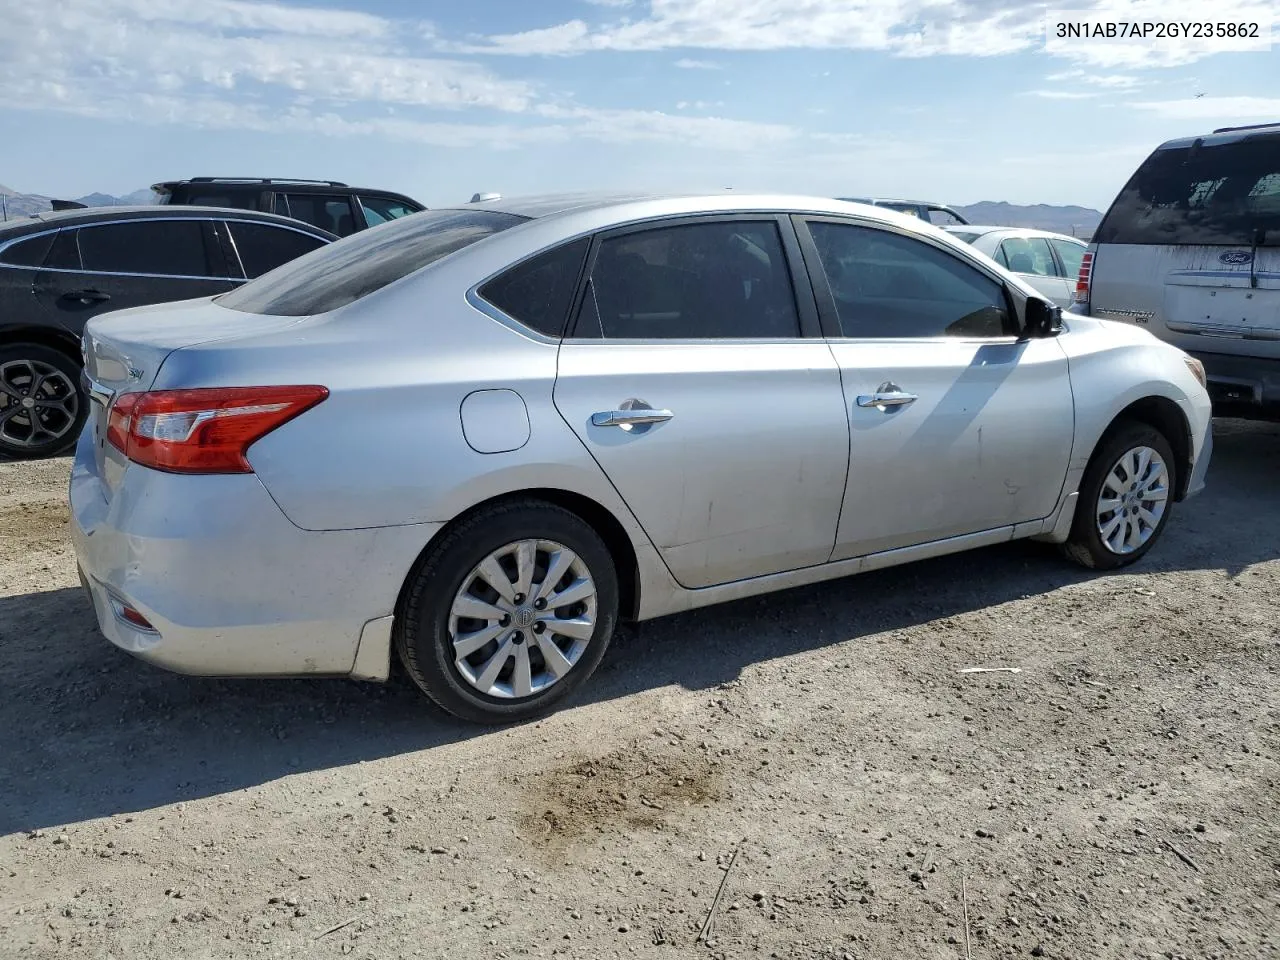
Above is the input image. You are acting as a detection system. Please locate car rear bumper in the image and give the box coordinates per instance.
[69,430,439,678]
[1191,350,1280,420]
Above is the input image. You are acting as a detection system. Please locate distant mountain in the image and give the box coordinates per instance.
[1,184,156,222]
[953,201,1102,239]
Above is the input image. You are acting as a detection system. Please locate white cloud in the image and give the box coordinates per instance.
[467,0,1277,69]
[675,58,723,69]
[1128,96,1280,121]
[1025,90,1099,100]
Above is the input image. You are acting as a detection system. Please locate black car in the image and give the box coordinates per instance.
[0,206,336,459]
[152,177,425,237]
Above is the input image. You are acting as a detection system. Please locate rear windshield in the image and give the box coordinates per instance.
[1096,135,1280,246]
[218,209,526,316]
[949,230,982,243]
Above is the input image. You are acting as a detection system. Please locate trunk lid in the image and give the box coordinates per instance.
[82,296,311,493]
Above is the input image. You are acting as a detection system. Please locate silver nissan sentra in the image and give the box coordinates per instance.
[70,192,1213,723]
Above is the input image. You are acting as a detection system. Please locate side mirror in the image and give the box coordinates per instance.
[1024,297,1063,338]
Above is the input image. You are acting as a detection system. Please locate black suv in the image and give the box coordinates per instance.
[152,177,425,237]
[0,206,336,459]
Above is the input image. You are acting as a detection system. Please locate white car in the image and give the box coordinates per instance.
[946,226,1087,308]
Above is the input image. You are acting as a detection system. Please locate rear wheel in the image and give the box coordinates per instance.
[1063,421,1176,570]
[396,500,619,724]
[0,344,86,460]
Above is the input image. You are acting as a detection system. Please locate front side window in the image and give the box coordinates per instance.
[226,222,329,279]
[1096,136,1280,245]
[277,193,358,236]
[359,196,419,226]
[77,220,212,277]
[806,221,1012,338]
[575,220,801,339]
[218,208,525,316]
[998,237,1057,277]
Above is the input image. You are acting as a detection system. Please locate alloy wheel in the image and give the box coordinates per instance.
[0,358,81,450]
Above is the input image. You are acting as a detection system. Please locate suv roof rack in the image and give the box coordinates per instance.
[186,177,350,187]
[1211,122,1280,134]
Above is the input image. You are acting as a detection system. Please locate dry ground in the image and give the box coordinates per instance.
[1,421,1277,960]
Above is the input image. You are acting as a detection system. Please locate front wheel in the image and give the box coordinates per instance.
[0,344,87,460]
[1063,421,1177,570]
[395,500,619,724]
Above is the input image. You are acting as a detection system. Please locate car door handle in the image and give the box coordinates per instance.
[61,290,111,304]
[591,409,674,427]
[856,390,918,408]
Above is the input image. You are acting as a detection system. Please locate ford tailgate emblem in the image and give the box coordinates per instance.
[1219,250,1253,265]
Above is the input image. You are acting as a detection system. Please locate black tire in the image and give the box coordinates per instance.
[0,343,87,460]
[395,499,619,724]
[1063,420,1177,570]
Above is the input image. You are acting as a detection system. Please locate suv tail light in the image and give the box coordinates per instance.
[106,385,328,474]
[1073,251,1093,306]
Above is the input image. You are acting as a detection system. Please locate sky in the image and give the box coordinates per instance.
[0,0,1277,210]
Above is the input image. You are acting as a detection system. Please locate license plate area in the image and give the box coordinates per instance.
[1164,284,1280,339]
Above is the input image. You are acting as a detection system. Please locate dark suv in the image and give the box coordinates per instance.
[152,177,425,237]
[0,206,336,459]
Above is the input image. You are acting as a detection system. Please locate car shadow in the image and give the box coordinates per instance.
[1,419,1277,835]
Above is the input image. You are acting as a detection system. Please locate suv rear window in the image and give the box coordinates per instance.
[1096,135,1280,245]
[218,209,525,316]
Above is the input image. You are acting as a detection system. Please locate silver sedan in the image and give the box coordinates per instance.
[945,225,1088,308]
[71,193,1212,723]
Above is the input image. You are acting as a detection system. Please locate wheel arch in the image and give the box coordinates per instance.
[1098,395,1193,501]
[394,487,643,624]
[0,325,84,363]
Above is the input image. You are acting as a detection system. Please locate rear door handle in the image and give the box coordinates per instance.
[856,390,918,408]
[592,409,674,427]
[61,290,111,304]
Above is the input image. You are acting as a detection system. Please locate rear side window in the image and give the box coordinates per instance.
[77,220,213,277]
[226,221,329,279]
[1050,238,1085,279]
[0,232,55,267]
[276,193,358,236]
[806,220,1012,338]
[45,230,82,270]
[185,191,259,211]
[998,237,1057,276]
[1096,136,1280,245]
[359,196,419,226]
[478,237,590,337]
[574,220,801,339]
[219,209,525,316]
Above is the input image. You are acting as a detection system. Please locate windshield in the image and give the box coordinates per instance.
[1096,135,1280,246]
[218,208,526,316]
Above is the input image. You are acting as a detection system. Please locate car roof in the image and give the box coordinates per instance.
[154,179,418,199]
[1155,122,1280,151]
[945,224,1084,243]
[440,191,914,224]
[0,205,338,237]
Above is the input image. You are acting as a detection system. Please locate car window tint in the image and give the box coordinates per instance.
[577,220,800,339]
[186,192,259,211]
[0,232,55,267]
[218,209,525,316]
[928,209,965,226]
[45,229,82,270]
[227,222,329,279]
[998,237,1056,276]
[279,194,358,236]
[479,237,590,338]
[359,196,418,226]
[1096,136,1280,245]
[807,221,1012,339]
[77,220,210,277]
[1050,238,1085,279]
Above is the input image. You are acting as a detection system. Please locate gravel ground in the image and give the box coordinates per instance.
[1,420,1277,960]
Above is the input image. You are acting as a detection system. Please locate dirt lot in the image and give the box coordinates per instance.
[1,422,1277,960]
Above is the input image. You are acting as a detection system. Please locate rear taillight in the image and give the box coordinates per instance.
[1073,251,1093,306]
[106,385,328,474]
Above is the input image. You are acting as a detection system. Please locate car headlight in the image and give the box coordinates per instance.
[1183,355,1206,389]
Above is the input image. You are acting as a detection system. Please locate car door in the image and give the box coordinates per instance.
[33,219,235,334]
[552,215,851,589]
[996,235,1072,306]
[794,216,1074,559]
